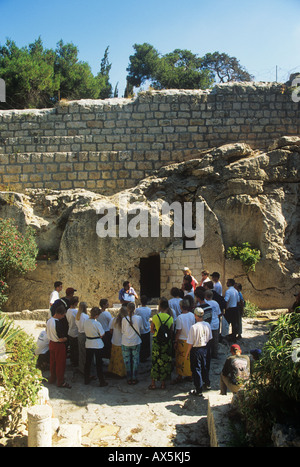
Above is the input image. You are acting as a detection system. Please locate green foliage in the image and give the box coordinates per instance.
[243,300,260,318]
[257,313,300,400]
[0,313,22,365]
[0,313,43,434]
[126,43,213,91]
[126,43,252,91]
[201,51,254,83]
[0,218,38,305]
[235,313,300,446]
[226,242,261,273]
[0,37,113,109]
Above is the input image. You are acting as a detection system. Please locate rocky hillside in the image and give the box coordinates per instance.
[0,136,299,311]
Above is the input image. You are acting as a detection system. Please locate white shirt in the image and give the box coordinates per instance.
[204,299,221,330]
[187,321,212,347]
[66,308,79,338]
[109,317,122,346]
[84,319,104,349]
[224,286,240,308]
[97,310,112,332]
[168,298,182,318]
[135,306,151,333]
[46,317,63,342]
[49,290,59,306]
[121,315,143,346]
[213,281,223,296]
[35,330,49,355]
[75,312,89,333]
[175,312,196,341]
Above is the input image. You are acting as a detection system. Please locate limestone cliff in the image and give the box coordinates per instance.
[0,136,299,311]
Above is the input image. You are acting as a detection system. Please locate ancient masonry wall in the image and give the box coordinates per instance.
[0,82,299,195]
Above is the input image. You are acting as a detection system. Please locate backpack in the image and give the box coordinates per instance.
[156,314,172,344]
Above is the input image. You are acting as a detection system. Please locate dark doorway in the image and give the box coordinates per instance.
[139,254,160,300]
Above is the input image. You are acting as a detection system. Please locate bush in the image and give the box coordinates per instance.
[226,242,261,273]
[234,312,300,446]
[0,218,38,305]
[243,300,260,318]
[0,313,43,435]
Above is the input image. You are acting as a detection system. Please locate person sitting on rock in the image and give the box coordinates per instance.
[220,344,250,395]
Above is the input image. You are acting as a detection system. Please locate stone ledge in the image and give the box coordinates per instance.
[207,391,233,447]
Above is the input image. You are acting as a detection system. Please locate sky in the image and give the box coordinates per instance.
[1,0,300,96]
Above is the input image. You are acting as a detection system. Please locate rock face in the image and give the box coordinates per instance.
[0,137,299,311]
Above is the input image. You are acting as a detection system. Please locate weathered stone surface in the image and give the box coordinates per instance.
[0,138,299,311]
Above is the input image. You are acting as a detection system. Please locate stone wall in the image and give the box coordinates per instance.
[0,81,299,195]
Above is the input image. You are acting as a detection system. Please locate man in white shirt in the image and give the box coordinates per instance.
[84,307,107,387]
[66,296,79,367]
[224,279,240,342]
[185,307,212,396]
[98,298,113,358]
[49,281,63,317]
[46,304,70,388]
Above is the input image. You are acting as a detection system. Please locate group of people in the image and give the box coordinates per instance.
[35,267,254,397]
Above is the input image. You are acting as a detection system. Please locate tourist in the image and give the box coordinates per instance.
[135,295,152,362]
[119,281,138,305]
[49,281,63,316]
[35,328,50,371]
[172,298,195,384]
[107,306,127,378]
[75,301,89,375]
[194,287,213,323]
[220,344,250,395]
[66,296,79,367]
[199,270,210,287]
[183,280,195,300]
[204,290,221,358]
[148,297,174,390]
[184,307,212,396]
[203,281,227,318]
[121,302,143,385]
[84,307,107,387]
[168,287,183,318]
[46,304,71,388]
[61,287,77,309]
[224,279,240,342]
[210,272,222,296]
[234,283,245,339]
[98,298,113,358]
[181,267,198,290]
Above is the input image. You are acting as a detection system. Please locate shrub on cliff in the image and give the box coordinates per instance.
[0,218,38,306]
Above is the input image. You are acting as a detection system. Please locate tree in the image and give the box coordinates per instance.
[126,44,253,92]
[201,52,254,83]
[0,38,58,108]
[152,49,213,90]
[0,38,113,108]
[54,40,100,101]
[126,43,160,88]
[96,46,113,99]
